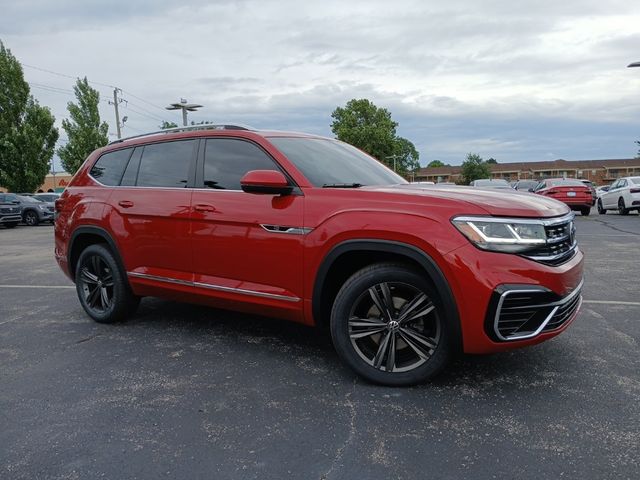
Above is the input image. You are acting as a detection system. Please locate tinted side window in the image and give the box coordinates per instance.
[90,148,133,186]
[136,140,195,188]
[203,139,280,190]
[121,147,143,186]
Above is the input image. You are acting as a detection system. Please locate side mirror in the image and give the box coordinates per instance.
[240,170,293,195]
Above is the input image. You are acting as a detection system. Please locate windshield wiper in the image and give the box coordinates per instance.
[322,183,364,188]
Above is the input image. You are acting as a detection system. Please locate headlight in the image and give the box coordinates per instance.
[452,216,549,253]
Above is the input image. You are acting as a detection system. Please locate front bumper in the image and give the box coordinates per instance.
[443,242,584,354]
[0,214,21,224]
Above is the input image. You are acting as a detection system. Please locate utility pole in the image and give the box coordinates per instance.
[108,88,123,139]
[385,154,401,172]
[166,99,203,126]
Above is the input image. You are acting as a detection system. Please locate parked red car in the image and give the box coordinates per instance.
[534,178,593,216]
[55,125,584,385]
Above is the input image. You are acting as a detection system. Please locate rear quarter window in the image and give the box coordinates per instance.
[90,148,134,186]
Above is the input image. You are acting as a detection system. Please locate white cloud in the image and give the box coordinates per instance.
[3,0,640,168]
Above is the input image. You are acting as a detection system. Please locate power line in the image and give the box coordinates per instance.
[120,89,167,112]
[123,102,167,122]
[22,63,116,89]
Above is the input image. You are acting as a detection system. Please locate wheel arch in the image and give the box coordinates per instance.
[68,226,126,283]
[312,239,461,349]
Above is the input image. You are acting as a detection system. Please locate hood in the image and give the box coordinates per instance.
[367,184,570,218]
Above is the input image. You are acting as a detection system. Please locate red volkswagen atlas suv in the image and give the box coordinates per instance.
[54,125,584,385]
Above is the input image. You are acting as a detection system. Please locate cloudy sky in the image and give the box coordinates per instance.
[2,0,640,171]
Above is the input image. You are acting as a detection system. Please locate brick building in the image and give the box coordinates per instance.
[415,158,640,185]
[0,172,72,194]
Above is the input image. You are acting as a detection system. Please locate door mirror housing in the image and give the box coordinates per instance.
[240,170,293,195]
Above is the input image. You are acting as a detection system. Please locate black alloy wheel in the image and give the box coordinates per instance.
[24,210,39,226]
[618,198,628,215]
[597,199,606,215]
[330,263,452,386]
[75,244,139,323]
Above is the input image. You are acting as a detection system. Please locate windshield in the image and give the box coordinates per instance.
[18,195,40,203]
[268,137,407,187]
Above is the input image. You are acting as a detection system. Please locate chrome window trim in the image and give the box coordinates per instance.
[127,271,300,303]
[494,278,584,341]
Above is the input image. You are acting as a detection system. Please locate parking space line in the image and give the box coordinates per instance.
[0,285,75,289]
[583,300,640,306]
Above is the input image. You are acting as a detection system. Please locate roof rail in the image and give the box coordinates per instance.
[108,123,254,145]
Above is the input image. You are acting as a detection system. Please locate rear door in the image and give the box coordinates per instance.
[190,137,304,317]
[105,139,197,286]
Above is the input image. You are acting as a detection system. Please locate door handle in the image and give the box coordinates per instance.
[118,200,134,208]
[194,203,216,213]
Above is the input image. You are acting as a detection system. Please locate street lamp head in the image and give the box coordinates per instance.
[627,61,640,68]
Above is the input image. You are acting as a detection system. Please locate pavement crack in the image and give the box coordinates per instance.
[320,379,358,480]
[75,333,102,344]
[590,218,640,236]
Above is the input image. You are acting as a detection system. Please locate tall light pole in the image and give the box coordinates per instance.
[385,154,401,172]
[166,98,203,126]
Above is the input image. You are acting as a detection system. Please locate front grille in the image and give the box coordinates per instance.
[522,215,576,266]
[489,280,583,341]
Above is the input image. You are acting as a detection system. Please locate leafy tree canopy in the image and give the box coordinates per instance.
[0,41,58,193]
[460,153,492,184]
[57,77,108,174]
[486,157,498,164]
[331,99,420,175]
[427,160,448,168]
[160,121,178,129]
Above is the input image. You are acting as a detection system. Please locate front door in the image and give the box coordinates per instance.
[190,137,304,318]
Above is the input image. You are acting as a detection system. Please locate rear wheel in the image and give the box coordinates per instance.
[24,210,39,226]
[597,199,606,214]
[618,198,628,215]
[330,263,453,386]
[75,244,139,323]
[581,207,591,216]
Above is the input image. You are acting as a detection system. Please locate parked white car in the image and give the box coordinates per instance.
[597,177,640,215]
[595,185,610,198]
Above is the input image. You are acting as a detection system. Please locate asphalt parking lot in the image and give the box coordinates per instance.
[1,211,639,480]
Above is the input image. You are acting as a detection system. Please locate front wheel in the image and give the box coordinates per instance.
[597,199,606,214]
[24,210,39,226]
[75,244,139,323]
[330,263,453,386]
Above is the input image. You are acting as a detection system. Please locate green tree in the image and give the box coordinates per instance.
[160,121,178,129]
[460,153,491,184]
[0,41,58,193]
[331,99,399,162]
[57,77,108,174]
[486,157,497,164]
[391,136,420,175]
[427,160,446,168]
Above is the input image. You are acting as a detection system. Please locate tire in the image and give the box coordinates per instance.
[597,199,606,215]
[581,207,590,216]
[618,198,628,215]
[330,263,453,386]
[23,210,39,226]
[75,244,139,323]
[4,222,18,229]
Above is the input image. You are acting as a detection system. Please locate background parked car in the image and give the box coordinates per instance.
[597,176,640,215]
[534,178,593,215]
[596,185,610,198]
[469,178,512,189]
[33,193,61,202]
[0,193,22,229]
[15,195,55,226]
[512,180,539,192]
[578,179,597,205]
